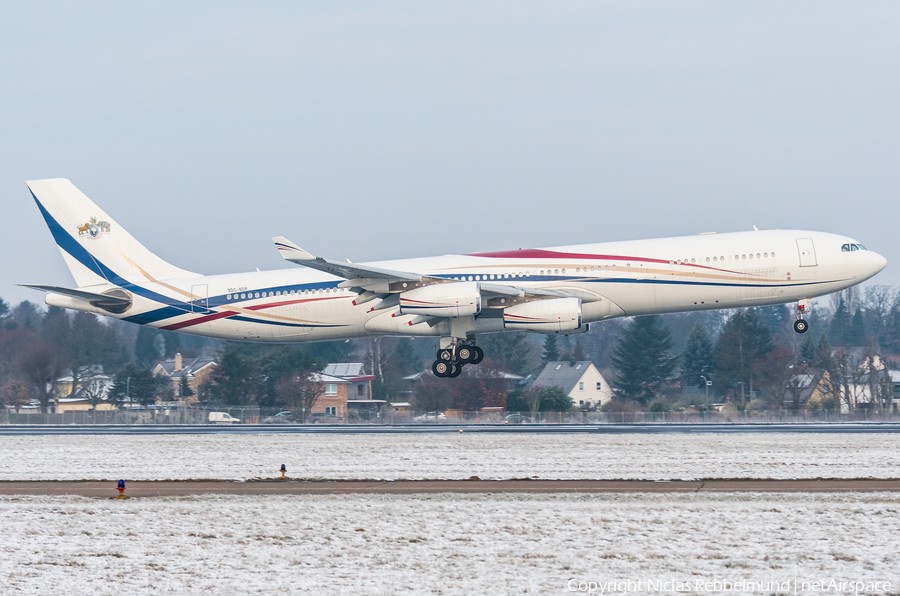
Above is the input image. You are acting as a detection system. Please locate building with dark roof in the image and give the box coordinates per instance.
[531,360,613,409]
[152,353,217,402]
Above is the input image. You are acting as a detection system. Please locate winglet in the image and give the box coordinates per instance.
[273,236,316,262]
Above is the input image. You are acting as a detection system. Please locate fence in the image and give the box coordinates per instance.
[2,407,899,425]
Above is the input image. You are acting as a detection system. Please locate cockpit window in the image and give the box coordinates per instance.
[851,244,859,251]
[842,244,850,252]
[857,244,866,250]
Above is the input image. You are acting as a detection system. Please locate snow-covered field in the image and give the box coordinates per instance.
[1,433,898,481]
[2,493,898,595]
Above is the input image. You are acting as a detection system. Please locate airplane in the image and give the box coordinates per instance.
[23,178,887,378]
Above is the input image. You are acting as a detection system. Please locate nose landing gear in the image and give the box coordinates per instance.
[793,299,811,334]
[432,339,483,378]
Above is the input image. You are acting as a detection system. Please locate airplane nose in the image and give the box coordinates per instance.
[871,251,888,275]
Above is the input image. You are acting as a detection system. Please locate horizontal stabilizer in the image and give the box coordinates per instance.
[21,284,133,313]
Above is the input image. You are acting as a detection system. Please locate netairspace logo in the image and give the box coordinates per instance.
[567,578,893,595]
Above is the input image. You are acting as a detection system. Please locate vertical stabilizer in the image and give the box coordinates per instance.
[26,179,197,288]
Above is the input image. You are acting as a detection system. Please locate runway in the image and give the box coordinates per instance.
[2,422,900,435]
[2,479,899,496]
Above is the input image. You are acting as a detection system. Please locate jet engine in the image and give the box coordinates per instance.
[399,281,482,318]
[503,297,582,333]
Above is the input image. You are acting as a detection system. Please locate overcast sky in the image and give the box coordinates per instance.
[2,2,898,307]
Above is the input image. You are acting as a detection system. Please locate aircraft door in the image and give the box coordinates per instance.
[190,284,209,313]
[796,238,818,267]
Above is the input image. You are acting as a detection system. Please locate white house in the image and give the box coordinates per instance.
[531,360,613,409]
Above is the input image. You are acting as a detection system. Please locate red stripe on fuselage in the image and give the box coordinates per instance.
[160,296,345,331]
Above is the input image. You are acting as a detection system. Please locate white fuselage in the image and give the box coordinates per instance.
[46,229,886,343]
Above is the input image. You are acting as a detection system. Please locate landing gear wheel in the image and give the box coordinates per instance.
[448,362,461,378]
[471,346,484,364]
[457,346,475,363]
[437,349,453,362]
[793,319,809,334]
[433,360,450,377]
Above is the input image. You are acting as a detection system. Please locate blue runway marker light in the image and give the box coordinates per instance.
[280,464,286,478]
[117,479,125,495]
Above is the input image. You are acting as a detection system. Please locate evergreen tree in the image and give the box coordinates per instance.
[847,309,867,347]
[715,309,774,398]
[573,338,585,361]
[12,301,41,331]
[134,326,162,367]
[680,323,716,388]
[611,316,677,404]
[179,375,195,400]
[0,297,9,324]
[829,298,850,347]
[110,363,168,407]
[756,305,787,337]
[799,333,818,364]
[540,386,574,412]
[393,339,423,377]
[477,332,534,376]
[542,335,560,364]
[162,331,182,358]
[800,334,832,369]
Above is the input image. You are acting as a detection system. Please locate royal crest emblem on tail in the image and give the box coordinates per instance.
[76,216,111,238]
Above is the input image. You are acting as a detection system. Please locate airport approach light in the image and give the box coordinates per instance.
[112,479,129,499]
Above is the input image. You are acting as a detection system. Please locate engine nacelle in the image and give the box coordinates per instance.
[503,297,582,334]
[399,282,482,318]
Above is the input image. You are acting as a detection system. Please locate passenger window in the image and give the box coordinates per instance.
[842,244,850,252]
[851,244,859,251]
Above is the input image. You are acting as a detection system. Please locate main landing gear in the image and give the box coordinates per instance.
[793,299,811,334]
[432,340,484,378]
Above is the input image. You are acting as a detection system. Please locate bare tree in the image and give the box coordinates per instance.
[412,382,450,413]
[830,348,869,413]
[754,347,796,411]
[80,379,108,423]
[19,342,61,413]
[276,375,325,423]
[786,375,806,414]
[1,380,30,414]
[523,387,544,420]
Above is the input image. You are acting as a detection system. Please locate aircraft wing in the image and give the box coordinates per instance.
[273,237,573,310]
[274,236,423,283]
